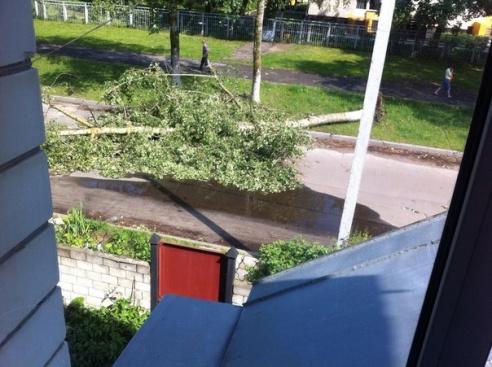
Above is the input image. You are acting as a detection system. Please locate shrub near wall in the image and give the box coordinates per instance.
[65,297,149,367]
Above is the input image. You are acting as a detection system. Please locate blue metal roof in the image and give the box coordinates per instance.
[113,295,241,367]
[114,214,446,367]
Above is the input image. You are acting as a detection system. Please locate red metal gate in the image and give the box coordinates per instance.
[150,234,238,309]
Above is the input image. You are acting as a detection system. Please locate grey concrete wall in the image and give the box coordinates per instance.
[0,1,70,365]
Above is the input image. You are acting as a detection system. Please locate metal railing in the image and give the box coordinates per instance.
[32,0,489,66]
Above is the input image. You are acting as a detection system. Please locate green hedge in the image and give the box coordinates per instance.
[65,297,149,367]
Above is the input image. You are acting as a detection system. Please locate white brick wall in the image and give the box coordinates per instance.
[0,1,69,365]
[58,245,152,309]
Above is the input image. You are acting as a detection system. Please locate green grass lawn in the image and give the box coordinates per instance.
[34,20,246,62]
[34,19,477,151]
[313,97,471,151]
[34,19,484,93]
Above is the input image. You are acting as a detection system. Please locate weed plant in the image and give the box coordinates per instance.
[65,297,149,367]
[246,232,371,283]
[55,207,151,262]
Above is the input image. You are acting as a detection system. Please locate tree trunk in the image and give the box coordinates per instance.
[240,0,250,15]
[287,110,363,128]
[169,0,182,87]
[251,0,265,103]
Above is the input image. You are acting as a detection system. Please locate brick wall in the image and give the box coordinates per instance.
[58,245,152,309]
[0,1,70,365]
[57,244,257,309]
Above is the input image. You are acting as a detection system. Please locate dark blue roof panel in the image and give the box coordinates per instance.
[222,237,439,366]
[113,295,241,367]
[114,214,446,367]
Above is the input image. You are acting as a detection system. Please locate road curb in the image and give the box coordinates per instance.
[51,95,113,111]
[308,131,463,159]
[50,95,463,160]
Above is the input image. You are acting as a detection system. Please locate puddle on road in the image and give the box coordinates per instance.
[79,178,148,196]
[74,176,394,242]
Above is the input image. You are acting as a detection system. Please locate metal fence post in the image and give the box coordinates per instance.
[34,1,39,17]
[471,39,478,64]
[224,247,239,304]
[62,2,68,22]
[201,12,204,35]
[272,18,277,41]
[84,3,89,24]
[411,30,417,55]
[42,1,47,19]
[354,25,359,49]
[325,24,331,46]
[150,233,161,311]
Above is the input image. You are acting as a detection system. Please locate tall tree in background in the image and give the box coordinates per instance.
[401,0,492,34]
[251,0,265,103]
[168,0,181,85]
[149,0,182,85]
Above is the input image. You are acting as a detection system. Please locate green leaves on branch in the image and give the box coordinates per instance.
[44,64,309,193]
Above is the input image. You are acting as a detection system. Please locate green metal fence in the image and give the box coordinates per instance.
[32,0,490,66]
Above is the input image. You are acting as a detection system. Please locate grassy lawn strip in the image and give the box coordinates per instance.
[35,19,484,93]
[314,97,471,151]
[37,54,473,151]
[36,54,128,101]
[34,19,245,62]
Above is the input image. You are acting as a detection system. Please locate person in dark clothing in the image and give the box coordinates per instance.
[199,39,209,71]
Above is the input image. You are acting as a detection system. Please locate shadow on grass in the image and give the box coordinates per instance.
[36,54,131,99]
[36,33,167,55]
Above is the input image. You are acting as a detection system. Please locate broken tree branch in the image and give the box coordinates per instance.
[287,110,363,128]
[57,126,174,137]
[50,104,94,128]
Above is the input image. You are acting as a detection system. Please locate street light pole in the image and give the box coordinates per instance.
[337,0,396,246]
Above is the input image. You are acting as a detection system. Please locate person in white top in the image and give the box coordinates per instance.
[434,66,454,98]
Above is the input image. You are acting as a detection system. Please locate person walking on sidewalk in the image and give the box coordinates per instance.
[199,39,209,71]
[434,66,454,98]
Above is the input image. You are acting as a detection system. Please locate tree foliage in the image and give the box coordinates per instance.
[399,0,492,30]
[43,64,309,193]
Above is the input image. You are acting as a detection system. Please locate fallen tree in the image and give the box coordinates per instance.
[44,64,309,193]
[44,64,370,193]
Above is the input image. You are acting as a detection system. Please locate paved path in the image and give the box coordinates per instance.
[36,43,477,108]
